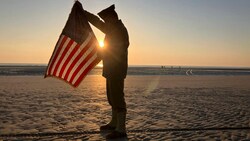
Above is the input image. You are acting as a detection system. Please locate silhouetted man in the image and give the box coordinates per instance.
[84,5,129,139]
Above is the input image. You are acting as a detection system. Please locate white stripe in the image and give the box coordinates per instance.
[61,33,93,79]
[50,37,71,74]
[47,35,65,75]
[72,53,97,85]
[66,43,96,82]
[55,41,77,76]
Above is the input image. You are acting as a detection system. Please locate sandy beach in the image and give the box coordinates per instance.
[0,75,250,140]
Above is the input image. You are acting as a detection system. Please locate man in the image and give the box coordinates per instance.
[84,5,129,139]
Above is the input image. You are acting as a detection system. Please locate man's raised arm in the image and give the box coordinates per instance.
[84,10,107,33]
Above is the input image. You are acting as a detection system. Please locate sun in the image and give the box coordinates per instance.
[99,40,104,48]
[97,62,103,68]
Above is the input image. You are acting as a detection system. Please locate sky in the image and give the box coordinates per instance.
[0,0,249,67]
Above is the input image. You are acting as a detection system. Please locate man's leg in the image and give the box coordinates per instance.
[110,79,126,132]
[107,78,127,129]
[106,78,127,138]
[100,79,117,130]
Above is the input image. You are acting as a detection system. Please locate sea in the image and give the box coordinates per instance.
[0,64,250,76]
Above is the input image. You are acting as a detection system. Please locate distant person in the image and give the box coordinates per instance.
[84,5,129,139]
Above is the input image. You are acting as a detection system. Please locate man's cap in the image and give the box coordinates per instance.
[98,4,117,20]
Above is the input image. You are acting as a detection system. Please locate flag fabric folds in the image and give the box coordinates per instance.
[45,1,100,87]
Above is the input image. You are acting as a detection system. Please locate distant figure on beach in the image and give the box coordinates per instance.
[84,5,129,139]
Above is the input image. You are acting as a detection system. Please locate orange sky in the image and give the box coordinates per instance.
[0,0,249,67]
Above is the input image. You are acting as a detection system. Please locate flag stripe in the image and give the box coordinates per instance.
[69,47,97,84]
[73,56,100,87]
[59,33,93,78]
[47,35,67,75]
[61,34,93,79]
[72,53,98,85]
[46,35,65,75]
[58,43,79,78]
[51,37,71,75]
[63,37,95,81]
[52,39,74,76]
[67,43,95,82]
[57,42,77,77]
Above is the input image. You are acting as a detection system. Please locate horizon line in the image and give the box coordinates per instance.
[0,63,250,69]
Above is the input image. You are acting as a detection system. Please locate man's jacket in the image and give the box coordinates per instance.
[84,11,129,79]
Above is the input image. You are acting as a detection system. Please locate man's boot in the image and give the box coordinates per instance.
[106,111,127,139]
[100,109,117,131]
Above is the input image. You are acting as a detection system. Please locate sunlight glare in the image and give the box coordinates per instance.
[99,40,104,48]
[97,63,103,68]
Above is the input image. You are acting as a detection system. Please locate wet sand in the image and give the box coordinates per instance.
[0,75,250,140]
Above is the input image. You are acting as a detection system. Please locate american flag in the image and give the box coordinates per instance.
[45,1,100,87]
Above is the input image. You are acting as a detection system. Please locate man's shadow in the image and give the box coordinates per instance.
[100,131,129,141]
[74,132,128,141]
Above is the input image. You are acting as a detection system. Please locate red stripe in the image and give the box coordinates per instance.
[47,36,68,75]
[63,37,95,81]
[73,57,100,87]
[58,44,80,78]
[52,39,74,75]
[69,48,97,84]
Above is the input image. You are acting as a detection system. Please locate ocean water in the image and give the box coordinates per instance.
[0,65,250,76]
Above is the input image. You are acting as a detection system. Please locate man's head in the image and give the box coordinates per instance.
[98,4,118,23]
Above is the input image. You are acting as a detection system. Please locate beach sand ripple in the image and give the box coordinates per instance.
[0,76,250,140]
